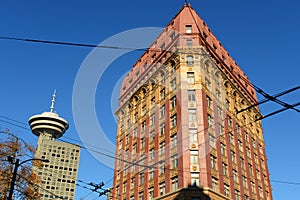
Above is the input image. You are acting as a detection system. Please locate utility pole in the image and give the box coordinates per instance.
[7,156,49,200]
[7,157,19,200]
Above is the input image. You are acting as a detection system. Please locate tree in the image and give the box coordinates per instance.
[0,129,41,200]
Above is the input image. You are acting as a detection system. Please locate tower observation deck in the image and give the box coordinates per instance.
[28,91,68,139]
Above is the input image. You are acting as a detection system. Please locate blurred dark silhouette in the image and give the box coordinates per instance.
[155,184,212,200]
[173,185,211,200]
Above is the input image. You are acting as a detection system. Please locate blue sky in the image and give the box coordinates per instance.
[0,1,299,199]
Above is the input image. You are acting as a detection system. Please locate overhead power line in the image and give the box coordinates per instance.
[237,86,300,114]
[0,35,148,52]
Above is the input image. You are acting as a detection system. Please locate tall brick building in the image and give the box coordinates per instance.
[113,4,272,200]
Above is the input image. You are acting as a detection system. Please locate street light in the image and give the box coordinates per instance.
[7,156,49,200]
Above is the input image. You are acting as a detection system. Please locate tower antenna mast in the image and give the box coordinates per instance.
[50,90,56,113]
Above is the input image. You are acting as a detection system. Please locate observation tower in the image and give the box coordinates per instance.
[28,91,80,200]
[29,90,69,139]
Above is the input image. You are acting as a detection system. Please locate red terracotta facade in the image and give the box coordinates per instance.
[112,4,272,200]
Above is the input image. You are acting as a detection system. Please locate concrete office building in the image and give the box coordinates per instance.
[113,4,272,200]
[29,92,80,200]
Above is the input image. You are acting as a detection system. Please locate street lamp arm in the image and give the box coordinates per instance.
[19,158,49,166]
[7,157,49,200]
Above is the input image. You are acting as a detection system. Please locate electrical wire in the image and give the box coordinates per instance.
[0,115,28,126]
[237,86,300,114]
[17,173,64,199]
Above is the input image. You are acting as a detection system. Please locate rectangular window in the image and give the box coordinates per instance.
[149,169,154,180]
[141,120,146,132]
[171,177,178,191]
[229,133,234,144]
[170,78,176,91]
[150,114,155,126]
[185,25,192,33]
[206,95,212,109]
[160,105,165,118]
[171,154,178,169]
[134,112,138,123]
[170,32,175,40]
[150,148,154,160]
[123,182,127,193]
[150,131,155,143]
[234,190,240,200]
[159,161,165,175]
[228,116,233,127]
[187,72,195,84]
[160,89,166,100]
[188,90,195,101]
[149,188,154,200]
[259,187,263,197]
[159,123,165,136]
[238,140,243,151]
[224,184,230,197]
[171,114,177,128]
[209,134,215,147]
[139,172,144,185]
[210,155,217,169]
[150,97,156,109]
[126,134,129,144]
[250,181,255,192]
[245,131,249,142]
[189,109,197,122]
[242,176,247,188]
[240,157,245,168]
[141,104,147,116]
[233,170,238,183]
[231,151,236,162]
[191,173,199,186]
[187,38,193,46]
[140,138,145,149]
[222,162,228,175]
[190,152,198,164]
[208,114,214,127]
[237,124,240,134]
[220,143,226,155]
[133,143,137,154]
[133,128,138,138]
[171,134,177,148]
[170,96,176,109]
[249,164,253,175]
[159,182,165,195]
[139,192,144,200]
[217,106,222,118]
[246,147,251,158]
[216,89,221,100]
[252,138,257,148]
[190,130,198,142]
[159,142,165,156]
[218,123,224,136]
[212,177,218,192]
[257,169,261,179]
